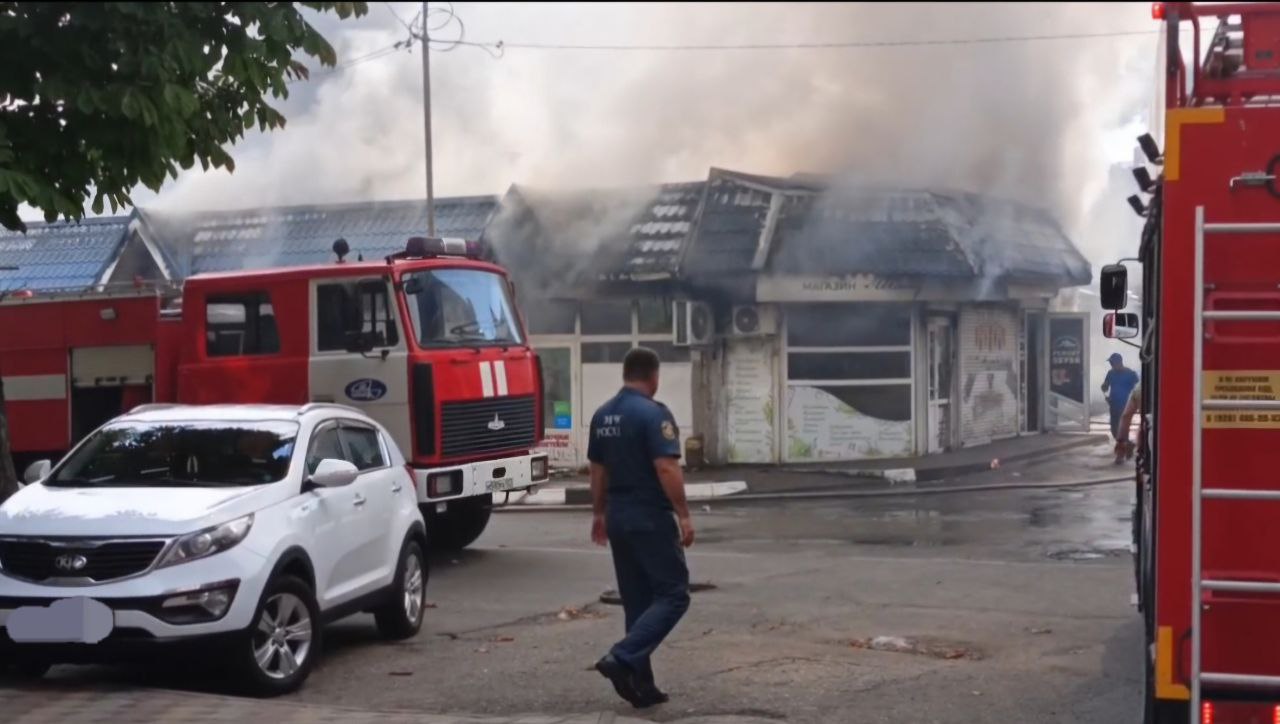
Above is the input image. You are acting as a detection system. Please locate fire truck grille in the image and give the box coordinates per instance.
[0,539,167,583]
[440,395,538,458]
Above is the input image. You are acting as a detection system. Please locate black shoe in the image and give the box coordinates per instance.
[595,655,642,706]
[635,681,669,708]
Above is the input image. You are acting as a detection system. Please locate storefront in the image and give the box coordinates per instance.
[527,297,694,469]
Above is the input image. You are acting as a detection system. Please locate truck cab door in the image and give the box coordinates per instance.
[308,277,413,456]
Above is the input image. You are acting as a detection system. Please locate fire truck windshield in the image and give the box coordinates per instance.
[402,268,525,348]
[48,421,299,488]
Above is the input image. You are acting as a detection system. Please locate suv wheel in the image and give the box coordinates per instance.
[374,539,429,640]
[236,575,321,697]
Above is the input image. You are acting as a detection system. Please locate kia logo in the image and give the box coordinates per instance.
[487,414,506,432]
[345,378,388,402]
[54,554,88,572]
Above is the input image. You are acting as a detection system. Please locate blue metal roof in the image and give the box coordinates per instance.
[137,197,499,278]
[683,169,1090,286]
[0,216,131,292]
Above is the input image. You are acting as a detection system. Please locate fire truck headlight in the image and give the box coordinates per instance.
[157,515,254,569]
[531,456,549,482]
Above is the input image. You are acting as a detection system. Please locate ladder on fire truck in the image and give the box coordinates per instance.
[1192,206,1280,720]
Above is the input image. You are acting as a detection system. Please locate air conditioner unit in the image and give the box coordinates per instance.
[673,300,713,347]
[729,304,778,337]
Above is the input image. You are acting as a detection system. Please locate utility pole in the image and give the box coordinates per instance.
[421,0,436,236]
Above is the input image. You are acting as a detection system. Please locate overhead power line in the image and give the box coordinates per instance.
[289,22,1193,85]
[451,28,1185,53]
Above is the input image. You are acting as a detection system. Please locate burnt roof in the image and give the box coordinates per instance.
[681,168,1090,286]
[483,182,704,293]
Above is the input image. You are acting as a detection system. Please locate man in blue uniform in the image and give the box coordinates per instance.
[1102,352,1139,444]
[588,346,694,709]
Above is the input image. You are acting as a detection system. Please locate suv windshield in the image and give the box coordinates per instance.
[403,268,524,348]
[49,421,299,487]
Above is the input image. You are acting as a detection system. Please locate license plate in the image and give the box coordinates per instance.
[8,597,113,644]
[486,477,516,492]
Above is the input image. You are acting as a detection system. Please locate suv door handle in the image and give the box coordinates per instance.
[391,483,403,493]
[353,494,367,508]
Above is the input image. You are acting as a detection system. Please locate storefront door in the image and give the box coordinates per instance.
[536,345,579,467]
[926,317,954,454]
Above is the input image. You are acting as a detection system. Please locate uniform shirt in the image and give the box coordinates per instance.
[587,387,682,512]
[1104,367,1139,411]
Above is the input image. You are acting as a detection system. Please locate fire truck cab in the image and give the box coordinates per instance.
[0,236,548,550]
[1103,3,1280,722]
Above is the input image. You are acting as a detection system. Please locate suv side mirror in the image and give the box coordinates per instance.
[22,460,51,485]
[1100,264,1128,310]
[306,459,359,489]
[1103,312,1140,340]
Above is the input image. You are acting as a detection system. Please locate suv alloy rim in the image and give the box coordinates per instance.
[404,554,425,625]
[252,592,313,679]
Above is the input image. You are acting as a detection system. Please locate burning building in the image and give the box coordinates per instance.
[0,166,1093,468]
[485,168,1094,466]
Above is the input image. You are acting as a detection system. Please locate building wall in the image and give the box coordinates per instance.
[722,336,777,463]
[957,304,1022,445]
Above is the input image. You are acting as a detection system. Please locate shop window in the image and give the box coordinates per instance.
[787,304,911,347]
[581,301,632,335]
[525,298,577,335]
[582,342,633,364]
[206,293,279,357]
[637,299,673,335]
[646,341,691,363]
[811,384,912,422]
[787,352,910,381]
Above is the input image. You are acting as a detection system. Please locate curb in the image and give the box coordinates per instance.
[775,434,1109,483]
[494,475,1132,512]
[504,480,748,506]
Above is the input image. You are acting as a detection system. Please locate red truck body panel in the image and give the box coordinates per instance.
[1142,4,1280,720]
[0,253,543,475]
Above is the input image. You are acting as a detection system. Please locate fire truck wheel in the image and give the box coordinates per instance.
[233,575,321,697]
[374,540,429,640]
[428,495,493,551]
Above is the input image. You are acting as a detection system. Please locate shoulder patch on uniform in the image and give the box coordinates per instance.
[661,420,677,440]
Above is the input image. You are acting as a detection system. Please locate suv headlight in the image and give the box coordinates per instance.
[157,515,254,569]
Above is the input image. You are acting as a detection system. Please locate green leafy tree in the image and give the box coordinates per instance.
[0,1,368,500]
[0,1,368,231]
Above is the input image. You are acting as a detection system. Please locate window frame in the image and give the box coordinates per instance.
[311,276,405,356]
[783,305,916,425]
[401,267,527,350]
[336,420,391,473]
[204,291,281,359]
[303,418,393,478]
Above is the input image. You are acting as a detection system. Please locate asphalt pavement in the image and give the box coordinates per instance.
[0,442,1140,723]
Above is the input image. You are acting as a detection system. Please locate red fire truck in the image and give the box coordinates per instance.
[1103,3,1280,722]
[0,236,549,550]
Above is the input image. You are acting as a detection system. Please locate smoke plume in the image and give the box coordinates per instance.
[151,2,1159,262]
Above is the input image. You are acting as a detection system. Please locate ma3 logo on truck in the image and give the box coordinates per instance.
[345,378,388,402]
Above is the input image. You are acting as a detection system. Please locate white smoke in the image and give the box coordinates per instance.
[151,1,1161,244]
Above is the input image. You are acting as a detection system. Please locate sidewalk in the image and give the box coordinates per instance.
[510,432,1109,506]
[1,684,779,724]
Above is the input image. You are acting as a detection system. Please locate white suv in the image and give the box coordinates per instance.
[0,403,428,696]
